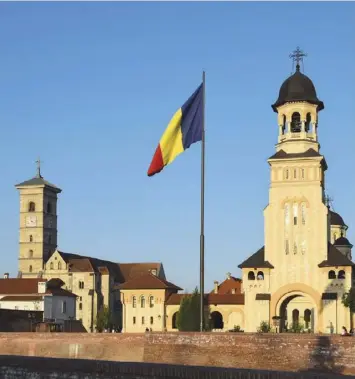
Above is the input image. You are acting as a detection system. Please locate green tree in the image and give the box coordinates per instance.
[342,288,355,330]
[95,305,111,332]
[177,287,202,331]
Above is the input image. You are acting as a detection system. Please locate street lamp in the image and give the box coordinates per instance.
[28,313,36,332]
[272,316,281,333]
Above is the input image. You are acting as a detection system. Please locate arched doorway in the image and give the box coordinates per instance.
[210,311,224,329]
[278,292,316,333]
[172,312,178,329]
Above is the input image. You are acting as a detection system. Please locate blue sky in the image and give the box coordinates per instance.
[0,2,354,291]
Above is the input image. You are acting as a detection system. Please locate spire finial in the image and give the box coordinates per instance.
[289,46,307,72]
[35,158,42,178]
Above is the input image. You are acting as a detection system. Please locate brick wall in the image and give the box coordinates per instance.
[0,333,355,375]
[0,355,351,379]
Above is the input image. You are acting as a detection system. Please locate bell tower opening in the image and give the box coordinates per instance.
[15,159,62,278]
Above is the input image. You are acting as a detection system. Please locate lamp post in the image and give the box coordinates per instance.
[272,316,281,333]
[28,313,36,332]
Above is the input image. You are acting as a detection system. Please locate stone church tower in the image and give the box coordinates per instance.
[15,161,61,278]
[239,49,353,333]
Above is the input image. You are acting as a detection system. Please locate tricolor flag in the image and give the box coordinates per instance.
[147,83,203,177]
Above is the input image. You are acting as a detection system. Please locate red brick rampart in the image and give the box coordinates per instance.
[0,333,355,375]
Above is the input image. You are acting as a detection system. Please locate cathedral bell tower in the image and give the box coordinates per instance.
[15,160,62,278]
[264,47,329,278]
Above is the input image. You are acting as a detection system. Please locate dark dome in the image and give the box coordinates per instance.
[272,67,324,112]
[334,236,352,247]
[330,210,347,227]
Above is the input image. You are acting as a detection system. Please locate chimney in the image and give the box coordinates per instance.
[3,273,9,279]
[226,272,231,280]
[214,281,219,294]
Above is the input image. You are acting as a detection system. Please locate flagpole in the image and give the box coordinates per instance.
[200,71,206,332]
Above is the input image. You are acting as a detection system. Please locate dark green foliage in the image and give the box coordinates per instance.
[257,320,271,333]
[176,287,202,331]
[95,305,110,332]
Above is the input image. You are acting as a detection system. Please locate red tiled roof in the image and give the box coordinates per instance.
[211,276,242,295]
[118,273,182,291]
[0,295,43,301]
[0,279,47,295]
[118,263,163,281]
[166,293,245,305]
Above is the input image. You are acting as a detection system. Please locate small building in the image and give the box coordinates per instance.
[0,275,76,326]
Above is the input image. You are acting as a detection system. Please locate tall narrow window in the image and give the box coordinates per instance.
[29,235,33,242]
[285,169,289,179]
[142,316,145,325]
[294,169,297,179]
[132,296,137,308]
[293,242,298,255]
[285,239,289,255]
[28,250,33,258]
[301,203,306,225]
[293,203,298,226]
[62,301,67,313]
[29,265,33,273]
[50,262,54,270]
[58,262,62,270]
[150,316,154,325]
[149,296,154,308]
[140,296,145,308]
[46,203,52,213]
[301,169,305,179]
[285,204,290,226]
[133,317,136,325]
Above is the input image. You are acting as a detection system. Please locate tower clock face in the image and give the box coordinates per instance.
[26,216,37,227]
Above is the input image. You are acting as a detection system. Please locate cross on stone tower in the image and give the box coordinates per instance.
[289,46,307,71]
[36,158,43,178]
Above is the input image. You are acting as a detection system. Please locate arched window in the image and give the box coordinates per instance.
[172,312,178,329]
[291,112,301,132]
[285,239,289,255]
[282,115,286,134]
[28,249,33,258]
[304,309,311,329]
[29,235,33,242]
[338,270,345,279]
[257,271,264,280]
[140,296,145,308]
[292,309,300,324]
[29,265,32,273]
[46,202,52,213]
[132,296,137,308]
[248,271,255,280]
[149,296,154,308]
[328,270,336,279]
[58,261,62,270]
[28,202,36,212]
[305,113,311,132]
[301,203,306,225]
[50,262,54,270]
[62,301,67,313]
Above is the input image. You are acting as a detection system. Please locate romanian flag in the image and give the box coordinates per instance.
[147,83,203,177]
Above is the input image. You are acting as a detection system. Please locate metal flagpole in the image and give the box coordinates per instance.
[200,71,206,332]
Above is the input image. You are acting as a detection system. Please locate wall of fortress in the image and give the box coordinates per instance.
[0,332,355,376]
